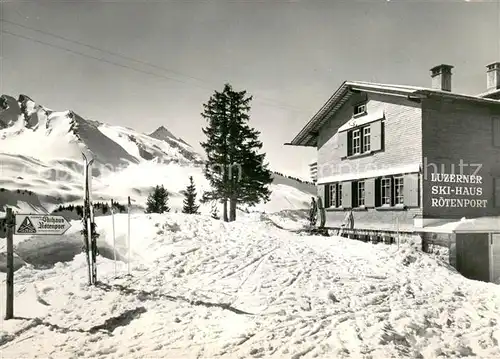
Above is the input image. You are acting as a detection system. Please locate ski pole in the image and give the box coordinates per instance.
[111,199,116,277]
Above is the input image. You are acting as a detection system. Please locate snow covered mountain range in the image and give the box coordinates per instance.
[0,94,315,217]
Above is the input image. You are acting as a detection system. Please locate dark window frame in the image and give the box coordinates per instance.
[381,177,391,205]
[347,124,371,156]
[326,182,343,208]
[393,176,404,205]
[353,103,367,117]
[356,180,365,207]
[375,175,405,207]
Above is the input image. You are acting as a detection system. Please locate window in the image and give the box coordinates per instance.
[357,181,365,207]
[348,125,371,156]
[394,176,404,205]
[352,129,361,154]
[376,175,405,207]
[362,126,371,152]
[328,184,336,207]
[338,184,343,207]
[354,103,366,116]
[381,177,391,205]
[326,183,342,208]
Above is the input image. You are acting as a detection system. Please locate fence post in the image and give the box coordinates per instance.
[396,217,400,250]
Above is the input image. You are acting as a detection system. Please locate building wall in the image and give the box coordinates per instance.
[422,97,500,219]
[316,93,423,229]
[317,93,422,178]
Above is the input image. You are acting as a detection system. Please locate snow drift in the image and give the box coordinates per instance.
[1,212,499,358]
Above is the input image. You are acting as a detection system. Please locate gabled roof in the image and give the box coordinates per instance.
[286,81,500,147]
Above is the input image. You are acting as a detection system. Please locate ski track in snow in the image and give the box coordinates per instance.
[1,213,500,358]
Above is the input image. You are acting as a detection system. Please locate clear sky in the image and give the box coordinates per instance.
[0,0,498,180]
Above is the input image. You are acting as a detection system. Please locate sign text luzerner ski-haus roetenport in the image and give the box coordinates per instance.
[430,173,487,208]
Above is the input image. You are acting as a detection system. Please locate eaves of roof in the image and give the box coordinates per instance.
[286,81,500,147]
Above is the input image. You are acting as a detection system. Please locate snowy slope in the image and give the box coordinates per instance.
[1,213,499,358]
[0,94,314,216]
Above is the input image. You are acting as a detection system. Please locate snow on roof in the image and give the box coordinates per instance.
[346,81,428,93]
[317,163,420,184]
[477,88,500,99]
[337,108,384,133]
[349,81,500,104]
[418,216,500,233]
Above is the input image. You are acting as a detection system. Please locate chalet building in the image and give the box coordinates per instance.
[286,63,500,283]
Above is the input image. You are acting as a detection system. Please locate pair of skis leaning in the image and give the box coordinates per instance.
[83,153,98,285]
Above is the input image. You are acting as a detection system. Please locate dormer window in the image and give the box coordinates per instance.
[353,103,366,117]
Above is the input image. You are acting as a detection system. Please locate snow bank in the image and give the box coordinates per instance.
[1,213,499,358]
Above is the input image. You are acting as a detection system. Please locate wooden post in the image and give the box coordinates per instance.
[5,208,14,320]
[421,233,429,253]
[396,217,400,250]
[127,196,131,276]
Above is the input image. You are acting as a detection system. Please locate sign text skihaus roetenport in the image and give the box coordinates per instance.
[14,214,71,235]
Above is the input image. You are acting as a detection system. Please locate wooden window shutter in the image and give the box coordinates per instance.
[403,173,419,207]
[370,120,383,152]
[364,178,375,207]
[374,178,381,207]
[493,117,500,147]
[338,131,348,157]
[324,184,330,207]
[342,181,352,208]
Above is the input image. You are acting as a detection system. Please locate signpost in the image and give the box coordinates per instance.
[127,196,131,276]
[14,214,71,235]
[4,211,71,320]
[4,208,14,320]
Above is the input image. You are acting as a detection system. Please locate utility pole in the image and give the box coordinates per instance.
[5,207,14,320]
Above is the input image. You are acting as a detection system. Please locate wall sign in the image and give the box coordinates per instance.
[430,173,487,208]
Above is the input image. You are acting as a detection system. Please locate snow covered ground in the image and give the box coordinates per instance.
[1,213,500,358]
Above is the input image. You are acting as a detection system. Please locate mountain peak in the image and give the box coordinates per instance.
[149,125,176,139]
[148,125,198,156]
[18,94,34,103]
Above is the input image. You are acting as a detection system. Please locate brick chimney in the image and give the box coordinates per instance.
[486,62,500,92]
[430,64,453,92]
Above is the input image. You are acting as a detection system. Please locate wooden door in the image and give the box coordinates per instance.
[490,233,500,284]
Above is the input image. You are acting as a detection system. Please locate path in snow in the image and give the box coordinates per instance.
[1,213,500,359]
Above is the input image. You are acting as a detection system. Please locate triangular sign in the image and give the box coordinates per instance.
[17,217,37,234]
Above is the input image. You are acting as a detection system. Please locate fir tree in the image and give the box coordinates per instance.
[145,185,170,213]
[182,176,200,214]
[210,201,219,220]
[200,83,273,222]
